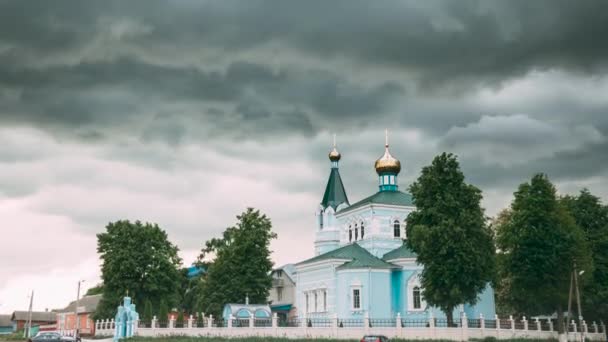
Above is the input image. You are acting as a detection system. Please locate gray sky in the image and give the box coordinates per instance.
[1,0,608,313]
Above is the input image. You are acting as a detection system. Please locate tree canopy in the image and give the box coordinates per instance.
[495,174,591,334]
[95,220,182,319]
[561,189,608,322]
[197,208,277,317]
[406,152,495,326]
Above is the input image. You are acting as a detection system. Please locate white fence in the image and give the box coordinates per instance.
[95,313,607,341]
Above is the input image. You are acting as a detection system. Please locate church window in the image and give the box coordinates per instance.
[355,224,359,240]
[323,290,327,312]
[349,226,352,242]
[413,286,421,309]
[360,222,365,239]
[390,175,395,185]
[383,175,389,184]
[352,289,361,310]
[314,292,318,312]
[393,220,400,238]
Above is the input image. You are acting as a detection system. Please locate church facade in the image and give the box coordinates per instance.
[294,136,496,320]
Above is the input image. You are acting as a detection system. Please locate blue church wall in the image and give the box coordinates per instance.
[390,270,403,315]
[335,269,392,319]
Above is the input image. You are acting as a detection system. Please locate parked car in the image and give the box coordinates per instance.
[361,335,389,342]
[29,332,80,342]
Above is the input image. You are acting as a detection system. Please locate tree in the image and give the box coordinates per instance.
[94,220,182,319]
[85,283,104,296]
[143,299,153,322]
[197,208,277,317]
[406,153,495,326]
[561,189,608,322]
[158,299,169,323]
[495,174,591,337]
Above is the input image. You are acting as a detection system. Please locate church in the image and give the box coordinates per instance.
[294,135,496,321]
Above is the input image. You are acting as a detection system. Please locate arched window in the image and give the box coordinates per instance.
[354,224,359,241]
[393,220,400,238]
[413,286,421,309]
[349,226,352,242]
[360,222,365,239]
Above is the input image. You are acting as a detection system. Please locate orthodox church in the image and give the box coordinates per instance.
[294,134,496,320]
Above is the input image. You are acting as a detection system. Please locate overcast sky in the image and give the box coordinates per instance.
[1,0,608,313]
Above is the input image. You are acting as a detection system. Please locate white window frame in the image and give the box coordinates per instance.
[413,286,421,309]
[351,287,362,311]
[407,275,426,312]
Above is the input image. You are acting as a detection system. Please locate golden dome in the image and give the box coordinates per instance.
[329,146,341,162]
[375,144,401,174]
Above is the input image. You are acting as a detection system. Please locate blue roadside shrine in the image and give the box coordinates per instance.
[113,297,139,341]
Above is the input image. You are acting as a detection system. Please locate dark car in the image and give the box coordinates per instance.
[361,335,389,342]
[30,332,79,342]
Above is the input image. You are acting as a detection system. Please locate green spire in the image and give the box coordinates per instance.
[321,136,349,210]
[321,168,349,210]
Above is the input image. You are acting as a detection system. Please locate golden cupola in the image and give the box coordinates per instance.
[375,131,401,175]
[328,134,341,163]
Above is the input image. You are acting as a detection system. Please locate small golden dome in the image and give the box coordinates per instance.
[375,145,401,174]
[329,147,341,162]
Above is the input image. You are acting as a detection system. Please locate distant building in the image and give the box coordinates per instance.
[0,315,12,335]
[55,294,102,336]
[268,264,297,320]
[10,311,56,331]
[186,265,206,279]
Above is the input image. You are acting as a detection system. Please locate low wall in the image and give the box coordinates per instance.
[95,315,607,341]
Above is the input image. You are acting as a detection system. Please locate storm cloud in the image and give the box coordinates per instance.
[1,0,608,312]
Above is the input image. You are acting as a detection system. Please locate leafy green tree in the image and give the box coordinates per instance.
[198,208,277,317]
[176,311,185,327]
[496,174,591,335]
[158,299,169,322]
[561,189,608,321]
[94,220,182,319]
[143,299,153,322]
[85,283,104,296]
[406,153,495,326]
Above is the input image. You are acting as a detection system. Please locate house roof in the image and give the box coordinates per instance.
[0,315,11,327]
[297,243,397,270]
[274,264,296,283]
[382,243,417,261]
[321,168,349,210]
[11,311,56,322]
[57,294,102,313]
[338,190,413,214]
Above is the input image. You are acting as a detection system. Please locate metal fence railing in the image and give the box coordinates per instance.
[254,319,272,327]
[499,319,511,329]
[468,319,481,328]
[484,319,497,329]
[369,319,395,327]
[338,319,364,328]
[277,318,300,327]
[402,319,429,328]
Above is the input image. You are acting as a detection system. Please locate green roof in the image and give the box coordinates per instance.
[297,243,397,270]
[338,190,414,214]
[382,243,417,261]
[321,168,349,210]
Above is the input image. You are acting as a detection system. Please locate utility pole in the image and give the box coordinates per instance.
[74,280,84,339]
[573,268,584,342]
[24,291,34,338]
[566,271,574,338]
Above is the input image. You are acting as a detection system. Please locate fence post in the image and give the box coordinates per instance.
[302,313,307,328]
[333,313,339,337]
[592,321,598,333]
[151,316,157,330]
[461,312,468,342]
[548,318,553,332]
[480,313,485,330]
[571,320,577,333]
[396,312,402,335]
[249,315,255,328]
[188,315,193,329]
[208,315,213,328]
[169,316,175,329]
[523,316,528,331]
[495,314,500,339]
[272,313,278,329]
[600,321,605,334]
[364,312,370,334]
[228,315,233,328]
